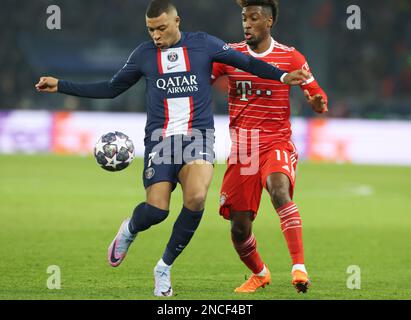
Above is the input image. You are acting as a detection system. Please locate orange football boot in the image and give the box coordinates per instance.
[292,270,311,293]
[234,266,271,293]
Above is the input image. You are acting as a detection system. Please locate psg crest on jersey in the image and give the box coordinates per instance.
[167,52,179,62]
[145,167,155,179]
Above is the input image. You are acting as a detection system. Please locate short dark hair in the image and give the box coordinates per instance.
[236,0,279,25]
[146,0,176,18]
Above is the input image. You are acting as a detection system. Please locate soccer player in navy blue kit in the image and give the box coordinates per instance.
[36,0,309,297]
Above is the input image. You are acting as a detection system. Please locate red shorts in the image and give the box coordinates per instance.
[219,141,298,220]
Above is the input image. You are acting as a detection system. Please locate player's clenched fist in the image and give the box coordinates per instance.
[35,77,59,93]
[283,70,310,86]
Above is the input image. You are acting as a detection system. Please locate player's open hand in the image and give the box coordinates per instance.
[304,90,328,113]
[283,70,310,86]
[35,77,59,93]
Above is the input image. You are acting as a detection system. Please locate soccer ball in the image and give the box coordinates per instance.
[94,131,135,172]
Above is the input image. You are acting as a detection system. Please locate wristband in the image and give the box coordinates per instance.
[280,73,288,84]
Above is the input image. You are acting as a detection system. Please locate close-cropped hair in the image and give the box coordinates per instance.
[146,0,177,18]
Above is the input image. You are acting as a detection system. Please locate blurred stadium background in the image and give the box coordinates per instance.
[1,0,411,300]
[1,0,411,164]
[1,0,411,115]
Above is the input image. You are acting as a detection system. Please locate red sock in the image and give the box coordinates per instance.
[276,202,304,265]
[232,234,264,274]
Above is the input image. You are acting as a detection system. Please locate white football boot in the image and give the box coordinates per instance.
[154,264,173,297]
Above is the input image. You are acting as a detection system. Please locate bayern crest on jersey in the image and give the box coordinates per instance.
[220,193,228,206]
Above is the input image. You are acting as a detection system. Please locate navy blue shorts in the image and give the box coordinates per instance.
[142,131,215,189]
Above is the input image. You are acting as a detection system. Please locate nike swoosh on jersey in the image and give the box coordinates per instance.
[167,64,180,70]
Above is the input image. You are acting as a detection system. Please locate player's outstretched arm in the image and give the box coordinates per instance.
[35,47,143,99]
[35,76,125,99]
[244,55,310,85]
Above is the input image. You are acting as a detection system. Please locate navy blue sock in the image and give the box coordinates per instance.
[128,202,169,235]
[162,207,204,266]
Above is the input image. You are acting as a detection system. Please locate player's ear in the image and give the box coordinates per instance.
[175,15,181,28]
[267,16,274,29]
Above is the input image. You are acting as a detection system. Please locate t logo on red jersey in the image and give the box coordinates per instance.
[236,81,274,102]
[236,81,252,102]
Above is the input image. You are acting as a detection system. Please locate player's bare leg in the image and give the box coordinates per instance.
[146,182,173,211]
[267,172,310,293]
[231,211,271,293]
[153,160,213,297]
[179,160,214,211]
[108,182,172,267]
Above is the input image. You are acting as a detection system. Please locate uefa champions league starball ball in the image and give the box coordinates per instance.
[94,131,135,172]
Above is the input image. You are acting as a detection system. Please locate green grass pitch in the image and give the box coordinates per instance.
[0,154,411,300]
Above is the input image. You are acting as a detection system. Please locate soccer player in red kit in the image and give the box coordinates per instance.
[212,0,328,294]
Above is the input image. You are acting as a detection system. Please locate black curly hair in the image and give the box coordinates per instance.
[236,0,279,25]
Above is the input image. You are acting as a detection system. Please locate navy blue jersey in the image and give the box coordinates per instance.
[58,32,286,143]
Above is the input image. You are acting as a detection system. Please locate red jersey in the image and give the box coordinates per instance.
[212,38,327,151]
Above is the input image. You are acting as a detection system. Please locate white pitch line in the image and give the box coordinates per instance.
[350,185,375,197]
